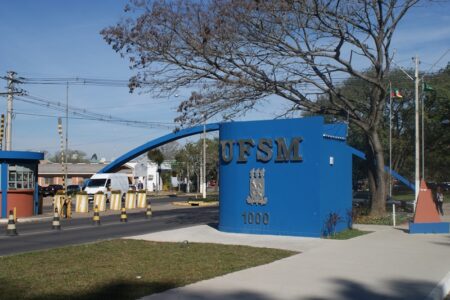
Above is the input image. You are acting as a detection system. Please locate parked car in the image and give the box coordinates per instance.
[66,184,82,196]
[352,191,370,208]
[353,191,414,212]
[38,185,45,195]
[43,184,64,197]
[386,197,414,212]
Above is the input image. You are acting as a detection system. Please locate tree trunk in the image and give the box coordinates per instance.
[366,129,387,216]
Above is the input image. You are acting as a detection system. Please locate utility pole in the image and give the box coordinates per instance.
[202,120,206,199]
[5,71,16,151]
[65,82,69,190]
[389,82,392,199]
[414,55,420,210]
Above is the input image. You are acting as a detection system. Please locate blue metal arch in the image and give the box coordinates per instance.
[99,123,221,173]
[348,146,415,191]
[99,122,414,192]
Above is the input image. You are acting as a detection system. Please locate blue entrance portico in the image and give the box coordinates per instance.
[99,117,414,237]
[99,123,220,173]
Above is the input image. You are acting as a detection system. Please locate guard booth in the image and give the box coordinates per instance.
[0,151,44,218]
[219,117,352,237]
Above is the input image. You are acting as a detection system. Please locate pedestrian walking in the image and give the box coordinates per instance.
[436,186,444,216]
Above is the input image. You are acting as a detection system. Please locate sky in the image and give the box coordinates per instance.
[0,0,449,161]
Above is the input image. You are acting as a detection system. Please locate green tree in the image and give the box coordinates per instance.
[174,138,219,192]
[415,65,450,182]
[330,66,450,191]
[174,143,201,192]
[147,149,164,191]
[49,149,90,163]
[102,0,422,215]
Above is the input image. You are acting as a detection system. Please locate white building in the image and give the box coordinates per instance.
[126,161,172,192]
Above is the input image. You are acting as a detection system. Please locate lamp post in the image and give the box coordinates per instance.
[414,55,420,211]
[393,56,421,211]
[202,116,206,199]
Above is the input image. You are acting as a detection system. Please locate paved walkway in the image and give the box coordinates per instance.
[128,224,450,300]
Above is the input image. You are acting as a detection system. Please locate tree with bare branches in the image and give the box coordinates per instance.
[102,0,422,215]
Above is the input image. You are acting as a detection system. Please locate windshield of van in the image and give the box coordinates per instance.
[87,179,107,187]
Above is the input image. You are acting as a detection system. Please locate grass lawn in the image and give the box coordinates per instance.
[324,229,370,240]
[0,239,296,300]
[393,191,450,202]
[355,212,412,226]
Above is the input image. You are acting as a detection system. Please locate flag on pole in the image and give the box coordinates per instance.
[423,82,434,92]
[391,88,403,99]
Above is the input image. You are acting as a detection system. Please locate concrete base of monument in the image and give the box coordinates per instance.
[409,221,450,234]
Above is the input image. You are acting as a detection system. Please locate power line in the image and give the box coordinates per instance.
[14,95,176,129]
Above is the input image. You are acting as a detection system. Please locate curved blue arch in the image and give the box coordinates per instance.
[99,121,414,192]
[99,123,221,173]
[348,146,414,191]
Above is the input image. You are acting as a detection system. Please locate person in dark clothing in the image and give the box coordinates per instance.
[436,186,444,216]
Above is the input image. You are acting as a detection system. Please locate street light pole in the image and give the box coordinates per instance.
[414,55,420,210]
[389,82,392,199]
[65,82,69,192]
[202,119,206,199]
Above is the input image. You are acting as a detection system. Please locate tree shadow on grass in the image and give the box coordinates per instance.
[0,278,272,300]
[0,279,177,300]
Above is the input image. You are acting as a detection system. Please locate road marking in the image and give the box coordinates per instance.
[0,218,155,239]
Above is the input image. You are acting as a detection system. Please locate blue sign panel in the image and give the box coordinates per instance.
[218,117,351,237]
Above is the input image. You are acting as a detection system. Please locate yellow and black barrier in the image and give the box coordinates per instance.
[94,192,106,212]
[125,190,136,210]
[93,205,101,226]
[109,190,121,211]
[54,192,66,216]
[75,192,89,213]
[136,190,147,209]
[145,200,152,219]
[52,208,61,230]
[120,207,128,223]
[6,210,17,236]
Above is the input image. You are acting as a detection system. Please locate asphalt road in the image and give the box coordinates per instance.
[0,206,218,256]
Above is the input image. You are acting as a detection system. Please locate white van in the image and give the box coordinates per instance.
[84,173,129,201]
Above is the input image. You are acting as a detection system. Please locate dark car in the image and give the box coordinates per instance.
[44,184,64,197]
[352,191,371,208]
[38,185,45,195]
[67,185,82,196]
[353,191,414,212]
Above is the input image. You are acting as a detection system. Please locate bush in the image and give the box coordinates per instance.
[353,208,412,225]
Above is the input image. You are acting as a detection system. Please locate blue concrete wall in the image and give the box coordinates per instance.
[409,222,450,234]
[319,135,352,235]
[219,117,351,237]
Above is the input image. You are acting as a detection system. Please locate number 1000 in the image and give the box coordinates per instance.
[242,212,269,225]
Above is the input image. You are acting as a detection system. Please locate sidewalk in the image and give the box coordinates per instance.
[128,224,450,300]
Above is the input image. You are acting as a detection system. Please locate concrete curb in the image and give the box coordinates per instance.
[172,201,219,207]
